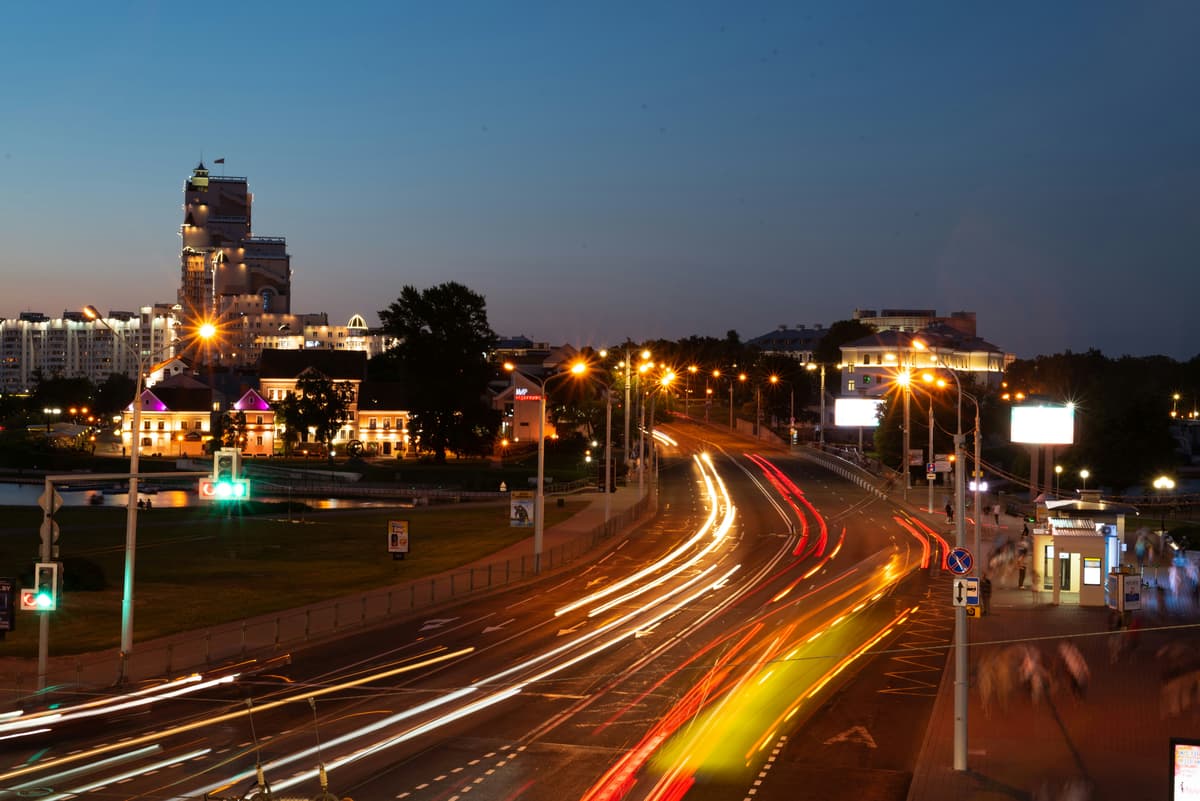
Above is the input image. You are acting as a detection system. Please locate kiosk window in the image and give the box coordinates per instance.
[1083,557,1102,585]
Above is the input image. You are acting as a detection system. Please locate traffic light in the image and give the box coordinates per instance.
[213,447,241,482]
[33,562,58,611]
[201,447,249,501]
[198,477,250,501]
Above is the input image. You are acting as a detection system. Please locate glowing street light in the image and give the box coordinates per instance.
[1055,464,1063,497]
[1154,475,1175,535]
[504,359,586,574]
[83,304,216,674]
[1080,468,1090,491]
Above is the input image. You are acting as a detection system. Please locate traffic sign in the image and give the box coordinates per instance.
[39,519,60,546]
[38,487,63,515]
[926,472,937,481]
[952,577,980,607]
[19,589,39,611]
[947,547,974,575]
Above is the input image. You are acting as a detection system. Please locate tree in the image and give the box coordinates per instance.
[374,282,499,462]
[271,375,355,460]
[297,374,355,460]
[217,410,248,450]
[814,319,876,365]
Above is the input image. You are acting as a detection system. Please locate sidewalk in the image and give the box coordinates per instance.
[906,510,1199,800]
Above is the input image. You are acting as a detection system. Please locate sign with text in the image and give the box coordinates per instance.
[510,491,535,527]
[1173,738,1200,800]
[387,520,410,557]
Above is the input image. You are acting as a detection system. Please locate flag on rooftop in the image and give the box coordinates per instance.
[213,158,225,164]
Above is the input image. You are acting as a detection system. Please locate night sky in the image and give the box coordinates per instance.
[2,2,1198,359]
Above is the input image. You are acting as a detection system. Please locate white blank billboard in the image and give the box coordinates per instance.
[1010,405,1075,444]
[835,398,884,428]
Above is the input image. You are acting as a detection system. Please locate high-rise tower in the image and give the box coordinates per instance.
[179,162,292,328]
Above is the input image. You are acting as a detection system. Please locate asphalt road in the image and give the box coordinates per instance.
[0,422,952,801]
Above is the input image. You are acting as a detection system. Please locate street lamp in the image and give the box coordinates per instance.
[1055,464,1063,497]
[684,365,698,417]
[1154,475,1175,535]
[768,374,795,444]
[84,304,214,672]
[893,369,914,501]
[504,359,586,574]
[914,337,979,773]
[805,362,831,448]
[1080,469,1090,491]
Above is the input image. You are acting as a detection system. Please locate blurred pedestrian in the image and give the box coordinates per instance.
[945,501,954,523]
[1017,554,1027,589]
[992,503,1001,525]
[982,575,993,615]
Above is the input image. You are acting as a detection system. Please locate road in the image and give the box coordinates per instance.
[0,420,952,801]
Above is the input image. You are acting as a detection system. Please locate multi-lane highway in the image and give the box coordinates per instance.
[0,420,955,801]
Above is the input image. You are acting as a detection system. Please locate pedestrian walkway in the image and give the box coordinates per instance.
[904,506,1200,800]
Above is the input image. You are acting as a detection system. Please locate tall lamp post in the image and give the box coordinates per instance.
[893,369,914,501]
[1154,475,1175,535]
[1055,464,1063,497]
[915,338,975,772]
[805,362,829,448]
[504,359,585,574]
[1080,469,1090,491]
[768,374,795,444]
[83,305,213,675]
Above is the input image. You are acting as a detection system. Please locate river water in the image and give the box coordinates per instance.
[0,482,400,510]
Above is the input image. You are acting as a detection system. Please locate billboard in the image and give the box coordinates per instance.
[834,398,884,428]
[1010,404,1075,444]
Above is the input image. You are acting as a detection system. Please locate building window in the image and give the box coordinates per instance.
[847,380,855,392]
[158,421,165,430]
[256,435,263,446]
[256,415,264,425]
[180,421,188,430]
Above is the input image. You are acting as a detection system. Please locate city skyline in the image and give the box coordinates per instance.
[3,3,1198,360]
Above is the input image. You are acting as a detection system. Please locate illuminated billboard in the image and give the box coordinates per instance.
[1010,404,1075,444]
[835,397,884,428]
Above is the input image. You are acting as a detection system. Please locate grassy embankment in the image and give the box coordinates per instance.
[0,497,586,658]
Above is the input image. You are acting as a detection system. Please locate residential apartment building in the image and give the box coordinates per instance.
[0,305,180,393]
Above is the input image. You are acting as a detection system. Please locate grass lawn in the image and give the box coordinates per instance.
[0,499,585,657]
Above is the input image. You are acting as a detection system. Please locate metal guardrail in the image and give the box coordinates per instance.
[3,493,655,701]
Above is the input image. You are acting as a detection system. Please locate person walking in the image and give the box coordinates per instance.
[945,501,954,524]
[992,502,1001,526]
[981,575,993,615]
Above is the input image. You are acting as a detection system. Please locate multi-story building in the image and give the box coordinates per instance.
[180,162,296,365]
[747,324,828,361]
[852,308,978,338]
[258,349,409,457]
[837,325,1012,397]
[0,305,180,393]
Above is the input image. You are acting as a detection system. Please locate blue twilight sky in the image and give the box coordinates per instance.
[2,2,1198,360]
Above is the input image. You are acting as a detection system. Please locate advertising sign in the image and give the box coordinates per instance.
[1011,404,1075,445]
[387,520,410,559]
[834,398,884,428]
[1173,738,1200,800]
[510,491,535,527]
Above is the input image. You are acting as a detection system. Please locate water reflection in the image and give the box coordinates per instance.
[0,482,400,510]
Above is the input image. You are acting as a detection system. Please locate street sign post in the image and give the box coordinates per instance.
[952,576,980,607]
[947,547,974,575]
